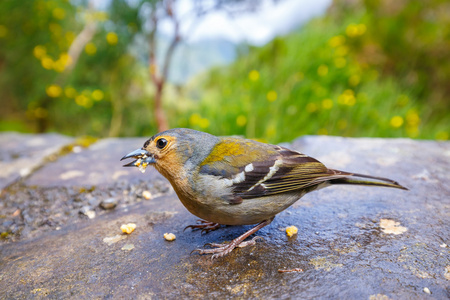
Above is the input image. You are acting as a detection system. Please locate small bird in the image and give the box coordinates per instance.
[121,128,407,258]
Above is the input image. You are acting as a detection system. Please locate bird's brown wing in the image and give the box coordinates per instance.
[197,137,350,202]
[231,146,349,199]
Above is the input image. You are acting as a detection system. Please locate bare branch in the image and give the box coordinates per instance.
[66,2,97,72]
[146,0,268,132]
[161,0,181,81]
[148,4,161,87]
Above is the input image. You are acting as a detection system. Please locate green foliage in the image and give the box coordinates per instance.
[0,0,155,136]
[0,0,77,131]
[177,4,449,143]
[0,0,448,142]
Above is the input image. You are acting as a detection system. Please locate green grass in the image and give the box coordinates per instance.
[171,16,448,143]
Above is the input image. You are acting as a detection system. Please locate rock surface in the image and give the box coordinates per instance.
[0,132,73,189]
[0,133,449,299]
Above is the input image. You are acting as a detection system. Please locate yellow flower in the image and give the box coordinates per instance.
[318,128,328,135]
[349,74,360,86]
[328,35,345,48]
[52,7,66,20]
[53,60,65,72]
[236,115,247,127]
[93,11,108,22]
[334,57,346,68]
[346,24,363,38]
[406,110,420,126]
[306,102,318,113]
[65,31,75,44]
[59,53,72,66]
[49,23,62,36]
[50,53,69,72]
[335,45,349,56]
[34,107,48,119]
[266,90,277,102]
[46,84,62,98]
[338,89,356,106]
[390,116,404,128]
[85,43,97,55]
[436,131,448,140]
[92,89,104,101]
[198,118,210,129]
[406,126,419,138]
[106,32,118,45]
[249,70,260,81]
[322,99,333,109]
[33,45,47,59]
[64,86,77,98]
[189,113,201,125]
[75,95,92,108]
[357,24,367,35]
[317,65,328,77]
[41,56,54,69]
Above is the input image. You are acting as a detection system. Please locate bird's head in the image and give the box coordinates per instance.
[121,128,218,179]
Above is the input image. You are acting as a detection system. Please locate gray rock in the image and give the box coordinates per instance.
[100,197,117,210]
[79,206,95,219]
[25,138,165,187]
[88,196,100,207]
[0,132,73,189]
[0,136,449,299]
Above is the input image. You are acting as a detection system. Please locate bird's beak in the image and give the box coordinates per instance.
[120,148,156,173]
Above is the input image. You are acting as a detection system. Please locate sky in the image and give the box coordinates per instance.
[91,0,333,83]
[94,0,332,46]
[161,0,332,45]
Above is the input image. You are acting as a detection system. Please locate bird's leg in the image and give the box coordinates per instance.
[184,220,222,234]
[191,218,273,259]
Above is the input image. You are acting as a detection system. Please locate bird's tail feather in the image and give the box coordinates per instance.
[328,170,408,190]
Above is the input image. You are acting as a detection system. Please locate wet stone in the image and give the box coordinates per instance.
[0,135,449,299]
[100,197,118,210]
[88,196,100,207]
[25,137,165,187]
[0,132,74,189]
[79,206,96,219]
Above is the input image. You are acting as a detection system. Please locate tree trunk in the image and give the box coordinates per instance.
[154,82,169,132]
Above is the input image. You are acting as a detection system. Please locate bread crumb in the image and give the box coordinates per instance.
[142,190,152,200]
[286,226,298,237]
[164,233,176,241]
[380,219,407,235]
[121,223,136,234]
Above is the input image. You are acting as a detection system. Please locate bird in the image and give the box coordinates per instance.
[121,128,407,258]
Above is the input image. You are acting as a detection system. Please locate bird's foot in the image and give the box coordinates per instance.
[184,220,221,234]
[191,236,264,259]
[191,219,272,259]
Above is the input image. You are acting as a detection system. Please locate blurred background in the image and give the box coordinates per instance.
[0,0,448,144]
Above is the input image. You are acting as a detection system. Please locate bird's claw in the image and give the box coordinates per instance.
[237,236,264,247]
[184,220,221,234]
[204,242,226,248]
[191,236,264,259]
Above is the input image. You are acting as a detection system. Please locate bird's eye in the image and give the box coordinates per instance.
[156,138,168,149]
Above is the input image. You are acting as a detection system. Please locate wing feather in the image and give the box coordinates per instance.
[198,137,350,203]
